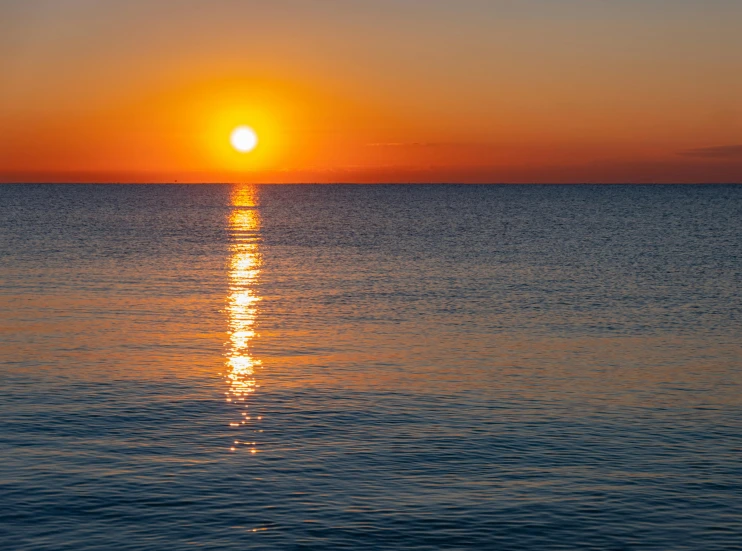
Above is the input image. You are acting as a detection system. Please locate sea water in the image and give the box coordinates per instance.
[1,184,740,550]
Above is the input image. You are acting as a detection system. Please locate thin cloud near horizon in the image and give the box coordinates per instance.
[679,145,742,159]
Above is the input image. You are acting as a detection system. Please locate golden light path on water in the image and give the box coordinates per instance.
[226,185,262,453]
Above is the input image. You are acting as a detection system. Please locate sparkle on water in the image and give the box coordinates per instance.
[226,186,262,453]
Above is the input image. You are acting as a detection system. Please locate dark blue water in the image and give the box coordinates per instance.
[1,184,740,550]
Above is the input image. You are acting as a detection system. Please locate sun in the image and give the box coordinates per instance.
[230,126,258,153]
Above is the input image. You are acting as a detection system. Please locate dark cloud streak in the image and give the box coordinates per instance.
[679,145,742,159]
[365,142,493,149]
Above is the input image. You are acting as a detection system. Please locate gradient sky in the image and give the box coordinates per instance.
[1,0,741,183]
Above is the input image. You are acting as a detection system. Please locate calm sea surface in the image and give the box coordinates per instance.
[1,184,740,550]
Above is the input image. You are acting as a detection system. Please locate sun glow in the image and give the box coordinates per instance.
[230,126,258,153]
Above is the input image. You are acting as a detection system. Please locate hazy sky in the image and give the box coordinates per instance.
[1,0,741,182]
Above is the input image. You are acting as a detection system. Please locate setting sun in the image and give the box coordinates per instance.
[230,126,258,153]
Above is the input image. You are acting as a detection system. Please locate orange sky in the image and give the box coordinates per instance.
[1,0,741,183]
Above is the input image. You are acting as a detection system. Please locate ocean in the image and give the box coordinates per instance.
[1,184,740,550]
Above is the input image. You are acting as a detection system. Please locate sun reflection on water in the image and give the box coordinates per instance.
[225,185,262,453]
